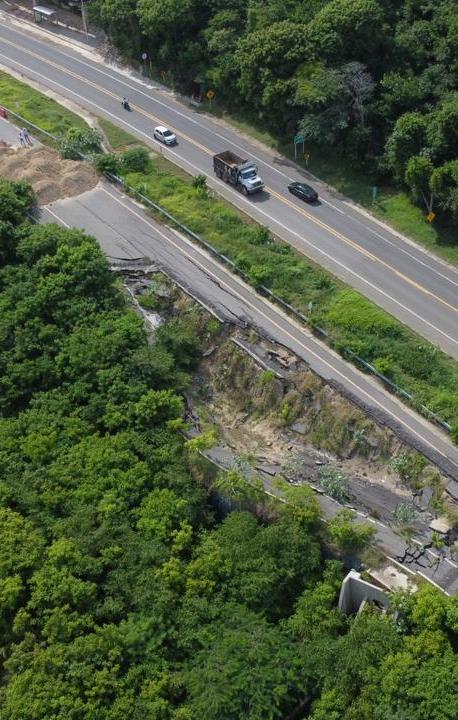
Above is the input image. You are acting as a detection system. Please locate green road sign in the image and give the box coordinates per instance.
[294,134,305,144]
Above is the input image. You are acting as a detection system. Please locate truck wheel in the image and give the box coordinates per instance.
[241,186,248,196]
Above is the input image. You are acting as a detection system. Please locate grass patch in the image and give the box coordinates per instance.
[122,156,458,432]
[0,70,87,142]
[199,100,458,267]
[98,117,139,150]
[374,193,458,266]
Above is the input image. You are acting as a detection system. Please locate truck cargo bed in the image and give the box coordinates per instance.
[213,150,246,167]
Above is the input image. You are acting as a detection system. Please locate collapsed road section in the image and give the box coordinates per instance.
[39,181,458,498]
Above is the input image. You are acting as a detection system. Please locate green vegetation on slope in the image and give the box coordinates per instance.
[98,117,140,149]
[0,175,457,720]
[107,153,458,434]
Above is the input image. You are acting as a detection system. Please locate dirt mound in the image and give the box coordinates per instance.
[0,146,98,204]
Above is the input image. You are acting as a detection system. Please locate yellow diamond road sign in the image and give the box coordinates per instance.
[426,211,436,223]
[206,90,215,100]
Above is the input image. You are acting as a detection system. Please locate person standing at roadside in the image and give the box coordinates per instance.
[22,127,33,146]
[18,129,26,147]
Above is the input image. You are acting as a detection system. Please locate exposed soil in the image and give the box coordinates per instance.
[189,333,457,527]
[0,146,98,204]
[112,262,458,542]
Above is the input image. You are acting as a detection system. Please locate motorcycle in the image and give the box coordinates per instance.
[121,98,131,111]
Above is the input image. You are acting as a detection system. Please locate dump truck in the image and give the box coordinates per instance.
[213,150,264,195]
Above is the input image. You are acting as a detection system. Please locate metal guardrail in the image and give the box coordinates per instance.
[0,105,451,435]
[0,106,60,143]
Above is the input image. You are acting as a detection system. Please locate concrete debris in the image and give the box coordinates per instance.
[430,516,453,534]
[291,422,307,435]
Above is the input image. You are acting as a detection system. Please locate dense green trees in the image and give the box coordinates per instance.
[0,178,457,717]
[91,0,458,224]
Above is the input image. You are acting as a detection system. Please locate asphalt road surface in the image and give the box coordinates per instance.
[0,114,21,145]
[40,183,458,594]
[1,16,458,359]
[39,183,458,501]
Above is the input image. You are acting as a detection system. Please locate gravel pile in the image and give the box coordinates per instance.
[0,146,98,204]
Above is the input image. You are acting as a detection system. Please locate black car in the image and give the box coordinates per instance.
[288,181,318,203]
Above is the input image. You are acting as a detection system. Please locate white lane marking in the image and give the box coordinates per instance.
[386,557,417,576]
[320,197,346,214]
[417,572,451,595]
[3,25,458,292]
[91,184,455,461]
[348,213,458,290]
[43,206,70,227]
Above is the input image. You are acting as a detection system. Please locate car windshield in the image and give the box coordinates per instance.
[163,130,173,137]
[240,168,256,179]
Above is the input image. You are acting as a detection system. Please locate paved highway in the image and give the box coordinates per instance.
[1,16,458,358]
[39,183,458,494]
[40,183,458,593]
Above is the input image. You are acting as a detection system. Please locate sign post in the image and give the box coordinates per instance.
[294,134,305,160]
[141,52,148,75]
[372,186,378,201]
[206,89,215,109]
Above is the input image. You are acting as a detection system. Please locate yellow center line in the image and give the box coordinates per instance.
[2,34,457,316]
[1,36,212,156]
[267,187,458,313]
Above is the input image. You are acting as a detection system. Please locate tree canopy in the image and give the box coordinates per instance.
[91,0,458,224]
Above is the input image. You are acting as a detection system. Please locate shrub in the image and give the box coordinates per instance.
[259,370,276,386]
[249,265,272,288]
[93,153,120,175]
[396,342,439,381]
[319,466,350,503]
[391,452,427,487]
[121,146,150,172]
[452,423,458,444]
[327,509,375,554]
[373,355,395,378]
[279,400,295,424]
[59,127,102,159]
[392,503,416,525]
[138,293,162,311]
[250,226,272,246]
[192,174,207,191]
[325,290,403,338]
